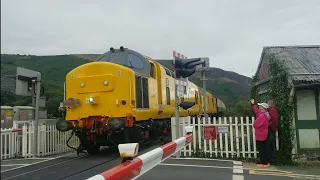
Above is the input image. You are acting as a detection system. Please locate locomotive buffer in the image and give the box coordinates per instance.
[173,57,209,158]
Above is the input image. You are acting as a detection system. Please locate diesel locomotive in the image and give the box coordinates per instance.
[56,47,226,154]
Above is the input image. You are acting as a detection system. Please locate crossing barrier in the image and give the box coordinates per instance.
[87,126,194,180]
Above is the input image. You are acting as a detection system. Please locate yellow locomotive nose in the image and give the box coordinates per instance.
[64,61,134,121]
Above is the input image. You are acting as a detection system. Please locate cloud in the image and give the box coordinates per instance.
[1,0,320,77]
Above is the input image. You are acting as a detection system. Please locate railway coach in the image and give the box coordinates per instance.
[56,47,226,154]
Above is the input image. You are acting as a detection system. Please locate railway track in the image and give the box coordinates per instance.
[1,143,159,180]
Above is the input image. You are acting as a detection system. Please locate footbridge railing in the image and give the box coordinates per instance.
[87,126,194,180]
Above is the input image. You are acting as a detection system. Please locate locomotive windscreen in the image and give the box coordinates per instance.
[96,48,150,76]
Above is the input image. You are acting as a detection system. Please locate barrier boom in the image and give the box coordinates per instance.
[87,126,194,180]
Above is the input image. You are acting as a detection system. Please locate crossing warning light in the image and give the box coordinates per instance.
[175,58,205,78]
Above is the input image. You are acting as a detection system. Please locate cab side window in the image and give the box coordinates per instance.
[150,62,155,78]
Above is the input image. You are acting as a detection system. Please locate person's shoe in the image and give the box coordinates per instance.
[262,163,270,168]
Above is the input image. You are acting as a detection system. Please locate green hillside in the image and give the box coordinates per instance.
[1,54,252,117]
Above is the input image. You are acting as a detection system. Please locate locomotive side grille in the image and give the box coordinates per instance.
[135,75,143,108]
[135,75,149,109]
[142,77,149,108]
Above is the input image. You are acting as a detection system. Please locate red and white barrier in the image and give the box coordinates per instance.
[87,126,194,180]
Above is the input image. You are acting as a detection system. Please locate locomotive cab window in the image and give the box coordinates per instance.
[128,54,144,70]
[195,91,198,104]
[150,62,155,78]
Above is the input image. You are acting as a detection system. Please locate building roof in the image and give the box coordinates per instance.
[260,45,320,83]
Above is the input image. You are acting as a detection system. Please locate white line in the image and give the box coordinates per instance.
[233,161,242,165]
[160,163,242,170]
[233,165,243,174]
[1,164,30,166]
[159,163,292,173]
[169,157,236,162]
[27,157,55,160]
[1,157,53,162]
[233,175,244,180]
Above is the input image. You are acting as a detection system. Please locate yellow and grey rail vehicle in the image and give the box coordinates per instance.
[56,46,226,154]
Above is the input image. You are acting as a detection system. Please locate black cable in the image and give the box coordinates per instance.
[33,84,45,96]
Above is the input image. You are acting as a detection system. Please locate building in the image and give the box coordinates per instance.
[253,45,320,155]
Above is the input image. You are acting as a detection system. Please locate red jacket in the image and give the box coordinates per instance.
[252,104,269,141]
[268,107,278,132]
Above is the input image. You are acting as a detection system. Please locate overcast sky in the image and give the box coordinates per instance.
[1,0,320,77]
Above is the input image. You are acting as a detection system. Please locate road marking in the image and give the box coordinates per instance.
[233,175,244,180]
[249,170,320,179]
[170,157,237,162]
[233,160,243,180]
[233,165,243,174]
[160,163,238,169]
[233,161,242,165]
[1,164,30,166]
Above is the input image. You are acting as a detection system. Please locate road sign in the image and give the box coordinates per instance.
[217,126,229,134]
[204,126,217,140]
[177,85,184,97]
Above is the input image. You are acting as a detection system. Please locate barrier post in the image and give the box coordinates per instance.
[87,125,194,180]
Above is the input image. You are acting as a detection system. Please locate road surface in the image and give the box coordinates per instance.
[1,152,319,180]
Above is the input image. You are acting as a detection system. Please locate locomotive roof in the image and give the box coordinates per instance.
[95,47,151,76]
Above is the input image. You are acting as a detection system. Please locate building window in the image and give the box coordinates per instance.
[296,89,317,120]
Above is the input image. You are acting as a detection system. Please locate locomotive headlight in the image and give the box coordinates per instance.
[103,80,109,86]
[88,97,95,103]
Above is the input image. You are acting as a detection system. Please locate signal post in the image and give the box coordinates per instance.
[172,51,209,157]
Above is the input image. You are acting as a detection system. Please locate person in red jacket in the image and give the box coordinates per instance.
[250,99,270,167]
[267,99,278,164]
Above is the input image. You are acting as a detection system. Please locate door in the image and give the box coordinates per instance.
[294,87,320,152]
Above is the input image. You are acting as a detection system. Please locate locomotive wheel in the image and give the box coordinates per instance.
[83,140,100,154]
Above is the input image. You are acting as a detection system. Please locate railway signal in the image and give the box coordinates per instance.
[172,51,206,158]
[175,58,204,78]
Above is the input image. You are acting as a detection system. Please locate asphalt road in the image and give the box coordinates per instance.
[1,143,158,180]
[2,150,319,180]
[138,158,319,180]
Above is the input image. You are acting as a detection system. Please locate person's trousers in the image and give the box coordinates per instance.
[266,129,276,163]
[256,140,268,164]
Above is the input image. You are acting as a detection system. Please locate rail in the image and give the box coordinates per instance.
[87,126,194,180]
